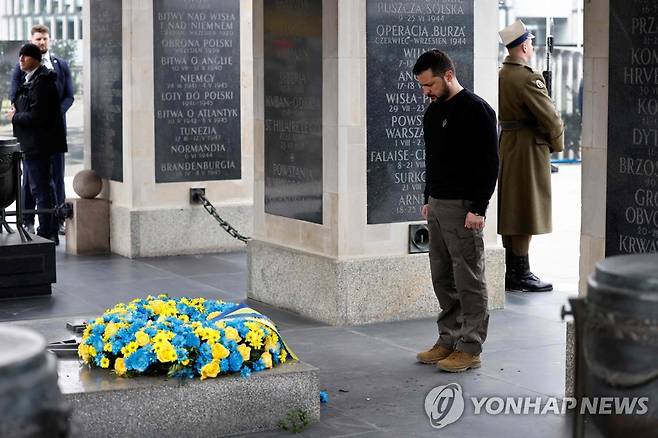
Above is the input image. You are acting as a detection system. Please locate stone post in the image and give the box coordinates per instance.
[83,0,254,257]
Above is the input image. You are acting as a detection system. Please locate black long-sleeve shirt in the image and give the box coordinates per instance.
[422,88,499,216]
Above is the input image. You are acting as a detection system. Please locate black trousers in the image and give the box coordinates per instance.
[23,157,57,238]
[23,152,65,224]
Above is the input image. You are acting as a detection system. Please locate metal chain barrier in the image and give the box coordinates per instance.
[193,190,250,243]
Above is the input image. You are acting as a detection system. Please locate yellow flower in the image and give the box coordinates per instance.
[88,346,97,357]
[214,321,226,329]
[264,334,279,352]
[237,344,251,361]
[153,330,175,343]
[200,360,220,380]
[179,314,190,323]
[181,359,189,366]
[245,330,263,349]
[103,323,119,340]
[78,343,90,362]
[223,327,241,342]
[207,311,221,320]
[211,343,230,360]
[135,331,150,346]
[196,327,220,343]
[261,351,273,369]
[155,341,177,363]
[120,341,139,357]
[100,357,110,368]
[114,357,127,376]
[279,349,288,364]
[103,343,113,353]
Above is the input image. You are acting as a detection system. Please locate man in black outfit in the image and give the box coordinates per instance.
[413,50,499,372]
[10,24,74,236]
[7,43,67,243]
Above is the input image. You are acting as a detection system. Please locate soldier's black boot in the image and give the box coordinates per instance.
[507,254,553,292]
[504,249,514,291]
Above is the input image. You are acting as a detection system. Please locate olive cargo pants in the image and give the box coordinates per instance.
[427,197,489,355]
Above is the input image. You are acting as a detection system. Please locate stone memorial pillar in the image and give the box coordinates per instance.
[83,0,254,257]
[569,0,658,395]
[249,0,504,325]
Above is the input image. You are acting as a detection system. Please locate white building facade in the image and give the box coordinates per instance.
[0,0,83,40]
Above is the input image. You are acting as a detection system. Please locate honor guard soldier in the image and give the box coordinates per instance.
[497,20,564,292]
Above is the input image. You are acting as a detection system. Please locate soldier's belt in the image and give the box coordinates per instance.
[499,120,537,131]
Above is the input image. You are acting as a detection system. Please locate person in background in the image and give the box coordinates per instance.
[413,49,499,373]
[10,24,74,236]
[497,20,564,292]
[8,43,67,243]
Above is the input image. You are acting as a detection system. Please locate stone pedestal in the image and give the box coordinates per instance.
[248,0,504,325]
[83,0,255,258]
[65,198,110,255]
[0,233,55,298]
[249,240,504,325]
[60,360,320,437]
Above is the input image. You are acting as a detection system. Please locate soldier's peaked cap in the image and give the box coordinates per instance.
[499,20,535,49]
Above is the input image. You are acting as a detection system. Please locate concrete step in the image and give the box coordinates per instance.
[58,359,320,437]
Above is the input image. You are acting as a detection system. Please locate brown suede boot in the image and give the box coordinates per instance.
[436,350,481,372]
[416,342,453,364]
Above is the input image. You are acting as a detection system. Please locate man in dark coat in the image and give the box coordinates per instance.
[10,24,74,235]
[8,43,67,242]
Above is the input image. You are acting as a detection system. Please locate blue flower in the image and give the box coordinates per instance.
[320,391,329,404]
[125,347,152,372]
[88,335,104,353]
[228,351,243,372]
[240,366,251,378]
[185,332,200,349]
[252,359,266,372]
[175,347,188,362]
[172,335,186,347]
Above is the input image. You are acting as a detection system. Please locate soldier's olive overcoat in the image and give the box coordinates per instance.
[497,56,564,236]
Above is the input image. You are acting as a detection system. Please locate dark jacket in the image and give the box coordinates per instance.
[10,53,75,115]
[423,89,499,217]
[12,65,68,158]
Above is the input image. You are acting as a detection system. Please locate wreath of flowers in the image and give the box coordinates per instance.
[78,295,296,379]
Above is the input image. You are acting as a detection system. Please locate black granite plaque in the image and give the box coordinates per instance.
[90,0,123,182]
[153,0,241,183]
[263,0,323,224]
[606,0,658,255]
[366,0,474,224]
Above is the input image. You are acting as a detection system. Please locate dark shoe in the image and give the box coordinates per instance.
[506,254,553,292]
[58,223,66,235]
[24,222,35,234]
[416,342,453,364]
[437,350,481,373]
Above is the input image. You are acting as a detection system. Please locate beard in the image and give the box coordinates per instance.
[434,88,450,103]
[430,78,449,103]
